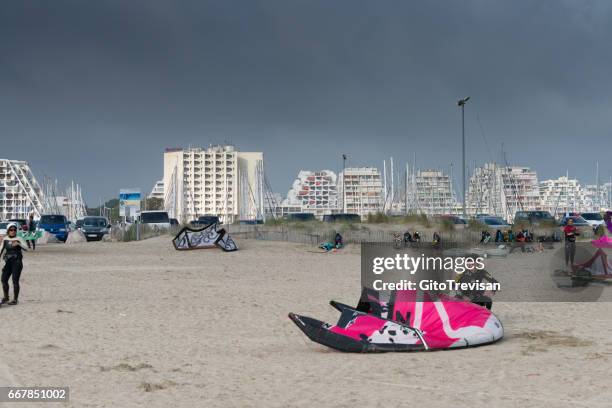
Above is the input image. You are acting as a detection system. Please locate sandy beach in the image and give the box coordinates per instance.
[2,236,612,408]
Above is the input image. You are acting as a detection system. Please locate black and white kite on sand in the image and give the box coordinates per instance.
[172,224,238,252]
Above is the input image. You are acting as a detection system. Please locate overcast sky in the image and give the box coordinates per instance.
[2,0,611,205]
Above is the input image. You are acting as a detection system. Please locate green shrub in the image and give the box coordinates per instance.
[438,218,455,232]
[467,219,487,232]
[117,224,165,242]
[401,213,430,227]
[264,218,286,226]
[366,212,391,223]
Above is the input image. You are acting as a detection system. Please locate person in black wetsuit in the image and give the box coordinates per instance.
[1,223,27,306]
[403,231,412,247]
[26,214,36,250]
[334,232,343,249]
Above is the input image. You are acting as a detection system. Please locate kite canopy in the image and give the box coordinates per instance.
[18,229,43,241]
[591,235,612,249]
[172,224,237,252]
[289,288,503,352]
[573,248,612,278]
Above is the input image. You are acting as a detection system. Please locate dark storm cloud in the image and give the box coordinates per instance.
[1,0,611,204]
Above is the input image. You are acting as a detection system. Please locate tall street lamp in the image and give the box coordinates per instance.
[457,96,470,217]
[342,154,347,213]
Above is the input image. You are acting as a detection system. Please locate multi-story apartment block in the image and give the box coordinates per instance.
[283,170,338,218]
[163,145,264,223]
[409,169,459,216]
[338,167,383,218]
[583,183,612,212]
[467,163,540,221]
[148,180,164,200]
[539,176,587,215]
[0,159,45,220]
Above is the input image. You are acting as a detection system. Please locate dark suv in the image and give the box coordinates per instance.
[81,216,111,241]
[191,215,220,227]
[323,213,361,223]
[514,211,555,225]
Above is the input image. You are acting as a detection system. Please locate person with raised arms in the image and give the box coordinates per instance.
[0,223,28,306]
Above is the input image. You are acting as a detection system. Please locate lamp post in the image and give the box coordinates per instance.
[342,154,347,213]
[457,97,470,217]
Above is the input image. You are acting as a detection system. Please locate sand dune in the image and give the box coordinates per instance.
[1,236,611,407]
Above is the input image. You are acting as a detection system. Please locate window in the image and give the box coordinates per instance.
[40,215,67,224]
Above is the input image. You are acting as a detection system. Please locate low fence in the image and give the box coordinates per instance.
[224,224,485,246]
[110,223,184,242]
[108,222,588,248]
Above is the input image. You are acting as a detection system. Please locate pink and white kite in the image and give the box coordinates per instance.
[289,289,503,352]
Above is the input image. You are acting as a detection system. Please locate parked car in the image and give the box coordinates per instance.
[285,213,316,222]
[140,211,171,230]
[7,218,28,231]
[514,211,556,225]
[435,215,467,225]
[558,215,591,227]
[323,213,361,223]
[169,218,179,226]
[81,216,111,241]
[75,218,84,230]
[38,214,69,242]
[239,219,264,225]
[198,215,220,225]
[475,215,511,230]
[580,212,605,229]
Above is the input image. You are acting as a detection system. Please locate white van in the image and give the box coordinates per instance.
[140,211,171,230]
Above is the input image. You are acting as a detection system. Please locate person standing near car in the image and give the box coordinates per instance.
[564,218,579,269]
[0,223,28,306]
[26,214,36,250]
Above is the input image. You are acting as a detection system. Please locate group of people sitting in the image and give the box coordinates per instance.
[319,232,344,252]
[481,228,544,253]
[480,229,534,244]
[402,231,422,244]
[393,231,442,248]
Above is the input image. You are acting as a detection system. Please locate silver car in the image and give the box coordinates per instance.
[476,216,511,230]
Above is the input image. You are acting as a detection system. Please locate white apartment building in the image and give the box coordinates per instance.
[539,176,588,215]
[409,169,459,216]
[268,203,303,219]
[0,159,45,220]
[283,170,338,218]
[263,192,284,219]
[163,145,264,223]
[583,183,612,212]
[338,167,383,218]
[467,163,540,221]
[148,180,164,200]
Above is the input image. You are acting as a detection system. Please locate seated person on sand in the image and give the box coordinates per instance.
[480,231,491,244]
[509,230,526,253]
[403,231,413,245]
[334,232,343,249]
[432,232,441,248]
[319,242,334,252]
[454,262,499,310]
